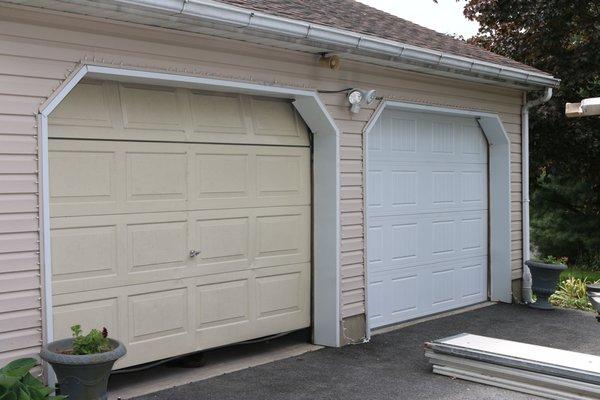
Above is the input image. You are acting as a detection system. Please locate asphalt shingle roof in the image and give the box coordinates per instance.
[218,0,549,76]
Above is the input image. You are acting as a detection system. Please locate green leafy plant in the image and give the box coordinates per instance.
[550,277,594,311]
[541,255,568,265]
[71,325,111,355]
[0,358,65,399]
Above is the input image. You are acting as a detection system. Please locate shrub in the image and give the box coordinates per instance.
[549,277,594,311]
[71,325,111,355]
[531,174,600,270]
[0,358,65,399]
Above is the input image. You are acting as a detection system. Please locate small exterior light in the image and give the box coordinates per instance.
[347,89,377,114]
[363,89,377,105]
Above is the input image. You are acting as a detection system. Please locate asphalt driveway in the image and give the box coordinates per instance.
[133,303,600,400]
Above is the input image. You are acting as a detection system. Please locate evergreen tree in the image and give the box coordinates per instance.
[462,0,600,266]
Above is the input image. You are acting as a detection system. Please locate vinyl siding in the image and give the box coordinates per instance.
[0,4,525,359]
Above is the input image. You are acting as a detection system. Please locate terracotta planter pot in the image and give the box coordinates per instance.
[40,338,126,400]
[525,260,567,310]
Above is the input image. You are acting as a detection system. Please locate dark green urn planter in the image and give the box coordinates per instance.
[525,260,567,310]
[40,338,126,400]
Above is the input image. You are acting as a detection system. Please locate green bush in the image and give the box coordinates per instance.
[531,174,600,270]
[549,277,594,311]
[0,358,65,400]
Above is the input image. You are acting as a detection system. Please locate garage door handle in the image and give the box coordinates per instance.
[189,250,201,258]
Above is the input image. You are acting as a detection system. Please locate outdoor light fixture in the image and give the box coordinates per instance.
[347,88,377,114]
[565,97,600,118]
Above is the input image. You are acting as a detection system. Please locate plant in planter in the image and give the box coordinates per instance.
[525,255,568,310]
[40,325,126,400]
[0,357,65,399]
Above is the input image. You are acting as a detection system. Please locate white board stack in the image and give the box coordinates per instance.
[425,333,600,400]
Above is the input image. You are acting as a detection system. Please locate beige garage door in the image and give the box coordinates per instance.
[48,81,311,368]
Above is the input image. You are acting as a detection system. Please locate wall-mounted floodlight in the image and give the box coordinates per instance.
[347,89,377,114]
[565,97,600,118]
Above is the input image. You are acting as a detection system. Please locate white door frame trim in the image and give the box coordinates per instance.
[37,65,342,359]
[362,100,512,338]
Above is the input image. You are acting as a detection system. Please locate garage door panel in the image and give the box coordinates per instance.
[126,151,188,202]
[50,140,309,217]
[254,207,310,267]
[54,280,196,369]
[50,80,114,128]
[459,261,486,300]
[190,206,310,273]
[368,110,488,329]
[368,211,487,273]
[190,145,309,210]
[52,297,119,348]
[49,148,118,210]
[254,263,310,337]
[194,151,250,201]
[369,111,487,165]
[193,214,250,267]
[195,272,253,349]
[255,148,310,205]
[127,220,188,273]
[367,161,487,217]
[51,212,189,295]
[49,140,189,216]
[51,224,118,283]
[49,81,311,369]
[120,84,186,132]
[128,288,188,343]
[249,97,305,140]
[49,81,310,146]
[368,257,487,326]
[189,91,246,135]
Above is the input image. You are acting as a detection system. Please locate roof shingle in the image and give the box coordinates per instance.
[218,0,549,76]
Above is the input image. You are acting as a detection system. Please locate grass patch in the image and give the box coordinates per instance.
[560,267,600,283]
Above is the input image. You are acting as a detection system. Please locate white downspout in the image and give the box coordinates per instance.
[521,87,553,303]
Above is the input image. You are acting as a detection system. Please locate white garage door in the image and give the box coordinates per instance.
[48,81,311,368]
[367,110,488,329]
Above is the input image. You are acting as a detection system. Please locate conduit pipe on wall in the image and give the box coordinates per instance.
[521,87,553,303]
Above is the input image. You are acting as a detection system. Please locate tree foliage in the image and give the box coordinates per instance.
[462,0,600,265]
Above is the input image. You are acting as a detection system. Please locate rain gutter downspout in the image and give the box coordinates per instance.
[521,87,553,303]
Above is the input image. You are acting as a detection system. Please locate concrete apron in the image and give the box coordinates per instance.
[108,333,322,399]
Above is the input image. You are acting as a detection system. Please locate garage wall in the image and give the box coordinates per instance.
[0,4,525,363]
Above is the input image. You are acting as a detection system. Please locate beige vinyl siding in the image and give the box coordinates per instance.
[0,115,44,366]
[0,4,525,359]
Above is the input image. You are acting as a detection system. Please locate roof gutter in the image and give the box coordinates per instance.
[109,0,559,89]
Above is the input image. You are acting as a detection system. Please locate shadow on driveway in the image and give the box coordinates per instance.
[133,303,600,400]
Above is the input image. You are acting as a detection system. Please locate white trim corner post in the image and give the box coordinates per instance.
[362,100,513,335]
[521,88,553,303]
[37,65,343,369]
